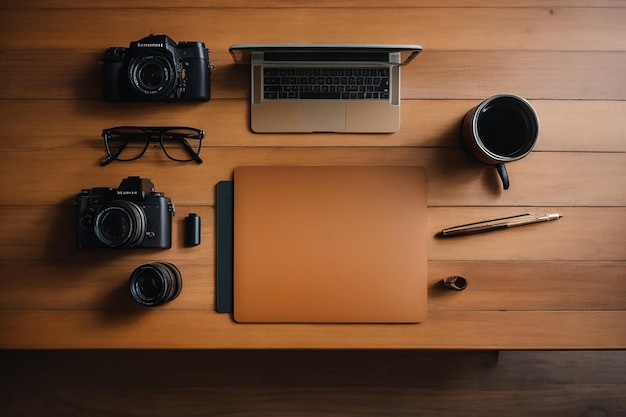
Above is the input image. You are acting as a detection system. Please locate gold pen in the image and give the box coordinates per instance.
[440,213,563,237]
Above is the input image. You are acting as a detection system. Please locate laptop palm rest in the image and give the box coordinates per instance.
[250,101,346,133]
[301,101,345,132]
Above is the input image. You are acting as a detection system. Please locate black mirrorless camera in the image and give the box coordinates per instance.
[75,176,174,249]
[102,34,211,102]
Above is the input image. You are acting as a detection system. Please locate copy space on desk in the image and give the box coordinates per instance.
[232,166,428,323]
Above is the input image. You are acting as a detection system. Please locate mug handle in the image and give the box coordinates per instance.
[496,163,510,190]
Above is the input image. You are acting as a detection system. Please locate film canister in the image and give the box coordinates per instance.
[184,213,201,246]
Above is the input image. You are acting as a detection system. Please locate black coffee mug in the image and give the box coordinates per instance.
[462,94,539,190]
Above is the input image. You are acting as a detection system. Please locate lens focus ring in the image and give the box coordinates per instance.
[129,262,182,306]
[93,201,147,248]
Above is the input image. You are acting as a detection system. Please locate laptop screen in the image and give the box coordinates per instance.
[229,43,422,65]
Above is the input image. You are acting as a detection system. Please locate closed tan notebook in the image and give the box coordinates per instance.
[233,166,428,323]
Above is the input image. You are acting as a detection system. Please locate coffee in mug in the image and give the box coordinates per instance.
[462,94,539,190]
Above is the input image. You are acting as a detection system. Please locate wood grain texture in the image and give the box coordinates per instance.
[1,8,624,51]
[1,206,625,261]
[5,0,626,7]
[2,51,625,100]
[1,150,625,206]
[1,261,624,311]
[1,310,625,349]
[0,2,624,350]
[1,350,625,417]
[1,100,626,151]
[0,99,626,151]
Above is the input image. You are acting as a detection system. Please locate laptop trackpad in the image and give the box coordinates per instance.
[301,102,346,132]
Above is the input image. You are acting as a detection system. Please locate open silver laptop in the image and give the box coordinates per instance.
[229,44,422,133]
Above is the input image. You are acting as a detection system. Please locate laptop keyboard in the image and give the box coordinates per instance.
[263,67,390,100]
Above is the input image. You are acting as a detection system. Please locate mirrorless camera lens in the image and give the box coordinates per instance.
[93,201,147,248]
[139,63,164,88]
[129,262,182,306]
[128,54,177,100]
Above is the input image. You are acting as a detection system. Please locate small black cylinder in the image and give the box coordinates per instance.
[185,213,201,246]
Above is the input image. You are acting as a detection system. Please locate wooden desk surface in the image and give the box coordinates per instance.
[0,1,624,350]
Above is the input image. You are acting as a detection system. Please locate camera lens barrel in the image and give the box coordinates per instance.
[93,201,147,248]
[128,54,177,100]
[129,262,182,306]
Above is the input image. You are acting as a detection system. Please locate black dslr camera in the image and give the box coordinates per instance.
[75,176,174,249]
[102,34,211,102]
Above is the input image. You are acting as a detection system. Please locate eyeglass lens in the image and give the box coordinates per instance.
[105,127,149,161]
[160,128,203,161]
[105,128,202,162]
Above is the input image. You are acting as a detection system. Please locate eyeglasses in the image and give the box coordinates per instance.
[101,126,204,166]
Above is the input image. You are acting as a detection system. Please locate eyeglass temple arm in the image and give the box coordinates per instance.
[174,136,203,164]
[100,141,129,166]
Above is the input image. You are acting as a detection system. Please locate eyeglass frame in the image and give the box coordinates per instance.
[100,126,204,166]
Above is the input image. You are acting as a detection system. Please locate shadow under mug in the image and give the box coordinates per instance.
[461,94,539,190]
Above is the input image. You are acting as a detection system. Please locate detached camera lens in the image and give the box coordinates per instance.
[129,262,182,306]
